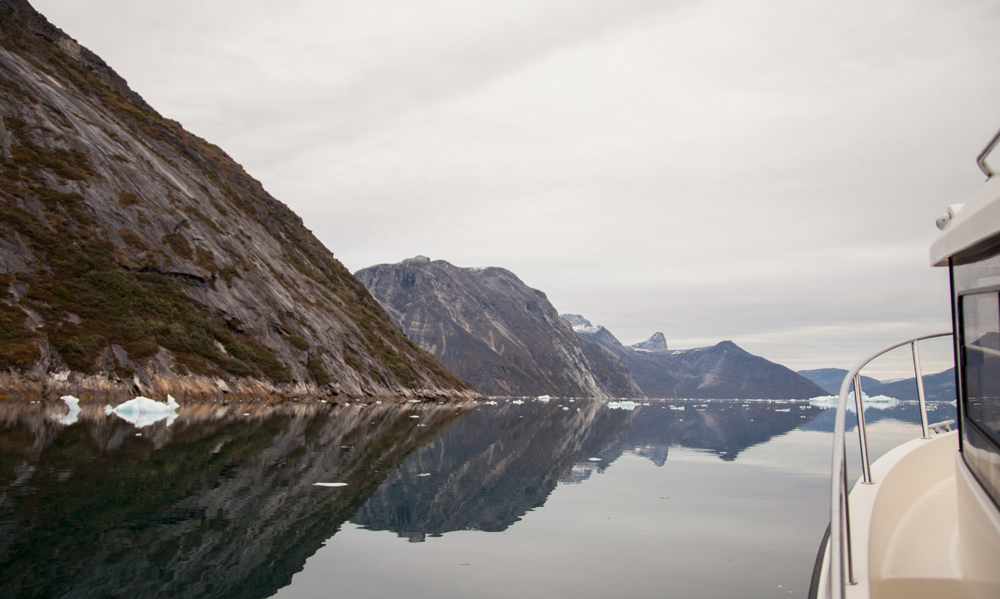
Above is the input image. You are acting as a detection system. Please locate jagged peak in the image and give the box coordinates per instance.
[631,332,667,352]
[560,314,592,328]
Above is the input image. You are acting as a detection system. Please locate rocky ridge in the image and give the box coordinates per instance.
[0,1,472,400]
[355,257,642,398]
[564,315,826,399]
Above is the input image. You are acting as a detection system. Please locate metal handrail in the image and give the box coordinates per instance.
[976,125,1000,178]
[827,331,952,599]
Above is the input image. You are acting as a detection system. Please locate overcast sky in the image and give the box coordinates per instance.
[31,0,1000,378]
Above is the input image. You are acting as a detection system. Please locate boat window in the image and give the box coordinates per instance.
[960,290,1000,507]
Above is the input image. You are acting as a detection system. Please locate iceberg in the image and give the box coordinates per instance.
[607,400,637,411]
[809,392,900,412]
[537,395,551,402]
[57,395,81,426]
[106,395,179,427]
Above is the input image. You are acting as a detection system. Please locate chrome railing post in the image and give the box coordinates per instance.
[843,445,856,585]
[854,374,872,484]
[912,341,930,438]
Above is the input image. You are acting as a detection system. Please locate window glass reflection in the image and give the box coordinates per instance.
[962,292,1000,448]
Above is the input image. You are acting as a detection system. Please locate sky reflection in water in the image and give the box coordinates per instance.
[0,396,957,599]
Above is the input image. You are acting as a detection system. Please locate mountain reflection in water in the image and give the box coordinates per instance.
[0,396,950,598]
[0,398,467,599]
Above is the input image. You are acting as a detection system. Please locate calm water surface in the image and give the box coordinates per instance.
[0,395,957,598]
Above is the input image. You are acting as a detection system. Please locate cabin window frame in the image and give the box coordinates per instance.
[953,250,1000,510]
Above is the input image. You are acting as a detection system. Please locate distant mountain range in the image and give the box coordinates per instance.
[797,368,882,395]
[354,256,826,399]
[564,315,826,400]
[797,367,956,402]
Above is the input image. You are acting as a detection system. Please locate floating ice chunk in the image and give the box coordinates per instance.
[313,482,348,487]
[607,400,636,411]
[588,457,602,462]
[670,406,685,411]
[536,395,551,402]
[58,395,81,426]
[108,395,179,427]
[417,473,431,477]
[409,400,421,403]
[562,406,570,411]
[775,408,791,412]
[512,400,524,405]
[410,415,419,419]
[808,393,900,412]
[484,400,498,405]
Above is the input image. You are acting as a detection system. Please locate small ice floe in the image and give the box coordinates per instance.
[809,393,900,412]
[417,473,431,477]
[536,395,551,402]
[106,395,179,427]
[568,399,574,403]
[313,482,348,488]
[669,405,685,411]
[588,457,602,462]
[775,408,791,412]
[58,395,81,426]
[512,400,524,405]
[607,400,636,411]
[562,406,570,411]
[410,415,420,419]
[484,400,498,405]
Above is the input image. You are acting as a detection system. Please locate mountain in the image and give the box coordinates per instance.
[797,368,882,395]
[355,257,643,398]
[566,317,826,399]
[631,332,667,351]
[865,367,956,402]
[0,1,471,399]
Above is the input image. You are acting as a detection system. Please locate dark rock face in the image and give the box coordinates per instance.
[797,368,882,395]
[355,258,643,398]
[569,318,826,399]
[0,2,470,399]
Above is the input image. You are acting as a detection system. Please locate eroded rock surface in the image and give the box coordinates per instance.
[0,2,471,399]
[356,257,642,398]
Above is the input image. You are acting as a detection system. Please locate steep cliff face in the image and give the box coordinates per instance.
[355,257,642,398]
[567,317,826,399]
[0,1,470,399]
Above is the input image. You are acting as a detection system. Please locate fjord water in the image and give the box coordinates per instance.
[0,397,956,599]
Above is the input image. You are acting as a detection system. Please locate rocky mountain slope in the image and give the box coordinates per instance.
[355,257,642,398]
[565,315,826,399]
[0,1,471,399]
